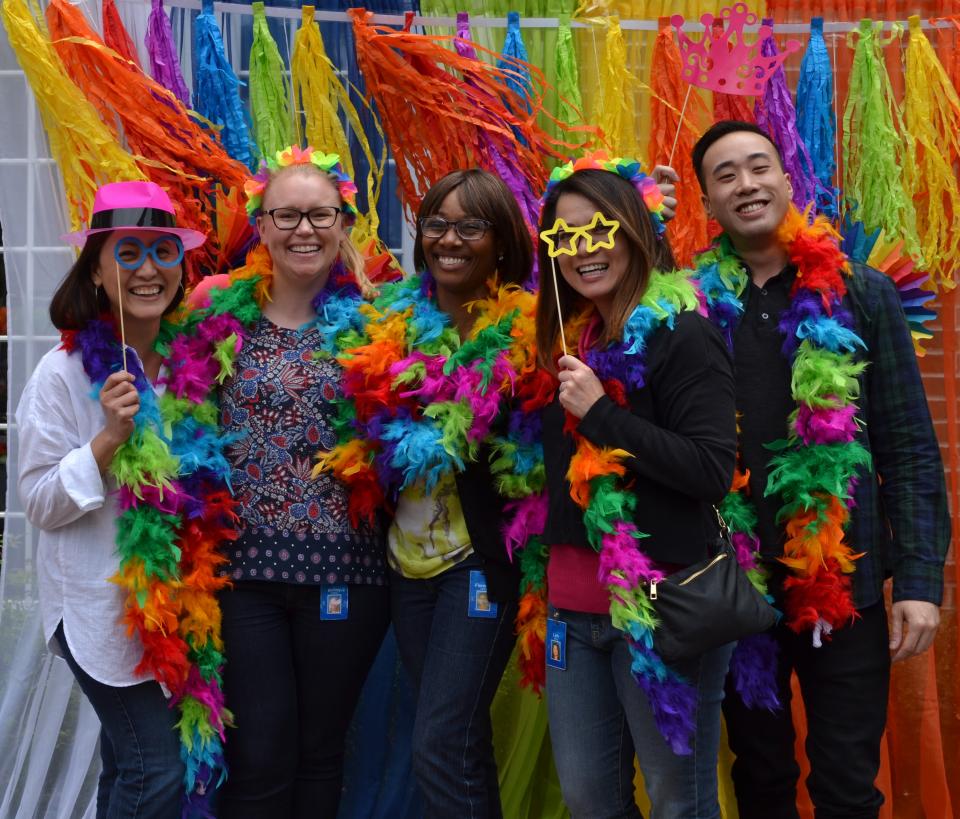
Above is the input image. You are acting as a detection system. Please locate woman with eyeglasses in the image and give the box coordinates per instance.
[314,168,538,816]
[17,180,234,814]
[186,147,390,818]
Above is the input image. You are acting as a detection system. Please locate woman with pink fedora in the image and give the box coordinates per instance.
[17,180,235,817]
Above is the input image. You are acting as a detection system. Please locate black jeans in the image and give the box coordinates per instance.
[723,601,891,819]
[217,581,390,818]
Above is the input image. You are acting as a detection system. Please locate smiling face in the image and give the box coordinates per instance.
[699,130,793,249]
[92,229,183,324]
[419,187,501,300]
[256,168,346,292]
[552,191,629,319]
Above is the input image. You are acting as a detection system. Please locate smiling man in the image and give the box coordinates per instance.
[691,120,950,819]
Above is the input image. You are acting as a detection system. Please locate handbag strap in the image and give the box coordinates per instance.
[713,505,730,538]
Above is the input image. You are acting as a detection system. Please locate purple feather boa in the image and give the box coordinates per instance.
[729,633,781,710]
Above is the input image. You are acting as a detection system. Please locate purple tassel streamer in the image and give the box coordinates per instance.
[729,632,781,711]
[146,0,189,106]
[449,13,539,234]
[754,19,818,210]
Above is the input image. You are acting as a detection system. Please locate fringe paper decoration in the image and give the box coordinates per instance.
[497,11,533,114]
[291,6,385,249]
[648,19,709,267]
[903,14,960,291]
[754,19,818,211]
[102,0,141,69]
[0,0,143,232]
[194,0,256,169]
[796,17,838,219]
[842,20,922,264]
[44,0,252,280]
[592,16,642,158]
[348,9,593,222]
[841,215,937,356]
[555,13,584,130]
[449,13,541,235]
[248,1,294,160]
[146,0,189,106]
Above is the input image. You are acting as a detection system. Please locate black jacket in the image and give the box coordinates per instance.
[542,310,737,567]
[454,443,521,604]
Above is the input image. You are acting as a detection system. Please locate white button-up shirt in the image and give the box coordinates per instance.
[17,345,150,687]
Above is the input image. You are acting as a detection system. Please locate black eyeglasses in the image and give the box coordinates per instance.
[418,216,493,241]
[266,207,342,230]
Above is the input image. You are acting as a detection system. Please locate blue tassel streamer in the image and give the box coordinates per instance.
[496,11,532,114]
[193,0,256,169]
[796,17,838,218]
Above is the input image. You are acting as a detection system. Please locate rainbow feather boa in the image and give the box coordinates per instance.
[60,315,238,816]
[517,269,722,754]
[694,205,871,705]
[314,272,545,512]
[313,272,553,686]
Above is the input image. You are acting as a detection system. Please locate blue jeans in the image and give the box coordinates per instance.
[390,556,518,819]
[55,622,183,819]
[546,607,734,819]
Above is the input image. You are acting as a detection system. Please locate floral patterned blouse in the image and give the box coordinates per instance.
[220,316,385,586]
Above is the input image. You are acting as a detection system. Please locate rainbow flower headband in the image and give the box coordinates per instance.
[243,145,359,226]
[543,152,666,237]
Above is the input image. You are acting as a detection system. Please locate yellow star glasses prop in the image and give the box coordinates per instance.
[539,212,620,258]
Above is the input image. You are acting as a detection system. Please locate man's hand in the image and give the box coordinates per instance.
[652,165,679,222]
[889,600,940,663]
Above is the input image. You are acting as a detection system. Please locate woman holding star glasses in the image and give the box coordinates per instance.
[532,156,738,818]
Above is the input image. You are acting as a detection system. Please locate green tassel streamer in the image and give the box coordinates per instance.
[249,1,294,158]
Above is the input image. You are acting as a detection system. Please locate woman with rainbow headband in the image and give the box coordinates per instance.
[183,146,387,817]
[315,168,547,816]
[533,155,738,818]
[17,180,234,817]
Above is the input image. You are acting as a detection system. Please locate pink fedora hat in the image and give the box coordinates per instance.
[61,180,207,250]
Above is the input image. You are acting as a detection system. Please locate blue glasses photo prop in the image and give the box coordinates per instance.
[113,236,185,270]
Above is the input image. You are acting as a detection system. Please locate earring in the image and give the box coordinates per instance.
[497,254,505,263]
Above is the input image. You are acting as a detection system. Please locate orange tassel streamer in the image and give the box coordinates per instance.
[348,9,597,217]
[45,0,251,281]
[648,19,709,266]
[101,0,141,69]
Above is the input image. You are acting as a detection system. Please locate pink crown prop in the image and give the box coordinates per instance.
[671,3,800,96]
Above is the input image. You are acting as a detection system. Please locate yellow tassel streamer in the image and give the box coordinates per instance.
[292,5,386,248]
[593,16,641,157]
[903,15,960,291]
[0,0,143,231]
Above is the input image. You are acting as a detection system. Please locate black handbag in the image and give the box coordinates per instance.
[649,511,778,664]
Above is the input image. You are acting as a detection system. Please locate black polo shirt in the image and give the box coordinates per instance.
[734,265,795,557]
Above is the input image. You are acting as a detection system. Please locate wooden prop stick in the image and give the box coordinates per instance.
[550,256,569,358]
[667,85,693,168]
[115,260,128,373]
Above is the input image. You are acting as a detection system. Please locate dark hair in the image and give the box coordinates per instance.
[691,120,786,190]
[49,231,185,330]
[535,170,676,369]
[414,169,532,287]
